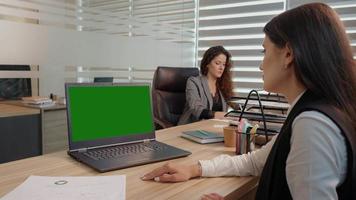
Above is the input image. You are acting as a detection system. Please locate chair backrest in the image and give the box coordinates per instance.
[0,65,32,100]
[152,66,199,127]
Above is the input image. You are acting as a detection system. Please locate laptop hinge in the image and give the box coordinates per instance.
[78,148,88,153]
[70,139,155,153]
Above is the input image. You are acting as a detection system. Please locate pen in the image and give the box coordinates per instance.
[250,124,259,135]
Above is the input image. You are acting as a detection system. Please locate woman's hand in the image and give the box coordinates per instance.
[214,112,226,119]
[201,193,224,200]
[141,162,201,182]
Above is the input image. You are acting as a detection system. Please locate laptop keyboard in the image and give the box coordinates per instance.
[83,142,167,160]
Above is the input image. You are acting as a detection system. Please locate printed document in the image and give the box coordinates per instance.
[1,175,125,200]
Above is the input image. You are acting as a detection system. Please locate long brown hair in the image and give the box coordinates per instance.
[200,46,233,100]
[264,3,356,131]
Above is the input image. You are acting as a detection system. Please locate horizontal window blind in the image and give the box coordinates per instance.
[0,0,196,84]
[198,0,286,97]
[198,0,356,97]
[79,0,197,82]
[64,65,156,83]
[289,1,356,59]
[328,1,356,60]
[0,0,195,40]
[73,0,197,82]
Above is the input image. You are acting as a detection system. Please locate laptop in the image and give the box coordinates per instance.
[65,82,191,172]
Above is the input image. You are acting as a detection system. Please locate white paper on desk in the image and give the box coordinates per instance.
[1,175,125,200]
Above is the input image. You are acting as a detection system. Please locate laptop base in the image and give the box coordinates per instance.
[68,141,191,172]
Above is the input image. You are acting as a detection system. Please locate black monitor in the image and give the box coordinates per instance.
[0,65,32,100]
[94,77,114,83]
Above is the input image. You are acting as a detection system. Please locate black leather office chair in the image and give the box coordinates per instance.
[152,66,199,129]
[0,65,32,100]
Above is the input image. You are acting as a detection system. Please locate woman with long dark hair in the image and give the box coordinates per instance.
[143,3,356,199]
[178,46,233,125]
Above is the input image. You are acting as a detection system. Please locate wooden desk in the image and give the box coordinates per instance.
[0,120,258,200]
[0,100,66,111]
[0,103,40,117]
[1,101,68,154]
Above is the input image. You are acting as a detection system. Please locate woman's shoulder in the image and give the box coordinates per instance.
[292,110,343,143]
[187,75,204,83]
[293,111,339,131]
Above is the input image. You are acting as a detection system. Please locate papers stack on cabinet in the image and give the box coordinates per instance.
[181,130,224,144]
[22,96,55,108]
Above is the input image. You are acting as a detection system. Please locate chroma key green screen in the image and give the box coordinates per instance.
[67,85,154,142]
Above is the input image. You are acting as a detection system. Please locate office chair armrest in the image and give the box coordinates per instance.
[154,117,174,129]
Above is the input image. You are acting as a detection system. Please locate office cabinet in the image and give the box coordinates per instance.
[0,104,41,163]
[42,108,68,154]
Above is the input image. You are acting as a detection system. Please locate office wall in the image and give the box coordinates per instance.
[0,0,195,96]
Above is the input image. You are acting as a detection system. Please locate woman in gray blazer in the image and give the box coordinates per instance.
[178,46,233,125]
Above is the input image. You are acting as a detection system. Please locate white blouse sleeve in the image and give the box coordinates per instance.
[199,135,276,177]
[286,111,347,200]
[199,110,347,200]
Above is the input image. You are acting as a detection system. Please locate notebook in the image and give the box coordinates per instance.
[181,130,224,144]
[65,82,191,172]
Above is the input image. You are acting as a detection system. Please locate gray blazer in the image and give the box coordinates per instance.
[178,75,227,125]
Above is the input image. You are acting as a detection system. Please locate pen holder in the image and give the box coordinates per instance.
[235,128,256,155]
[223,126,237,147]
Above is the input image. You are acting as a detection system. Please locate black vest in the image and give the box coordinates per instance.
[255,91,356,200]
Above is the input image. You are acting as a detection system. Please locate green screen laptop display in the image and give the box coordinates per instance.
[67,85,154,142]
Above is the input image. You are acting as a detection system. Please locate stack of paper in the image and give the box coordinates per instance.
[22,96,55,108]
[1,175,126,200]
